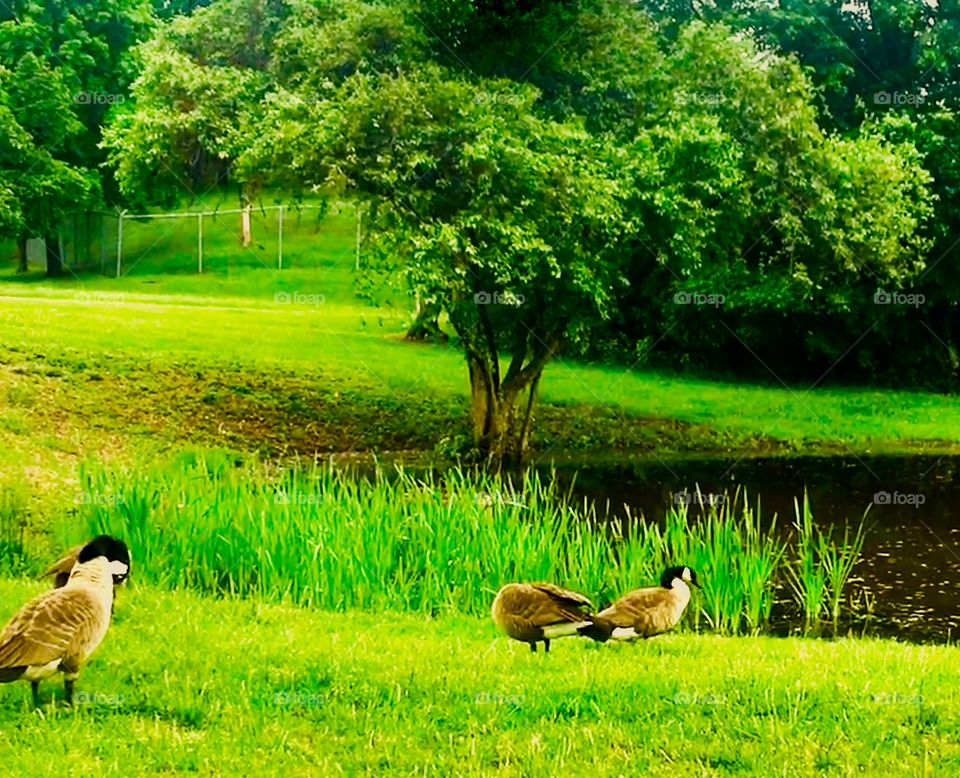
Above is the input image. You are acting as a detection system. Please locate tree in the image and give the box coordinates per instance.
[102,0,310,244]
[242,66,627,463]
[0,0,153,272]
[0,58,97,275]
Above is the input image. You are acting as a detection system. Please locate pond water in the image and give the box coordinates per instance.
[545,455,960,644]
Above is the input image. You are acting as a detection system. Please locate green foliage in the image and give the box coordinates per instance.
[70,451,865,635]
[0,0,153,247]
[787,493,866,630]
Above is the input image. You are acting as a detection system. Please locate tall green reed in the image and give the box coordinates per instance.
[69,450,866,634]
[786,492,866,630]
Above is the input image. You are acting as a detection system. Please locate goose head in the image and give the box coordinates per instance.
[76,535,131,585]
[660,565,700,590]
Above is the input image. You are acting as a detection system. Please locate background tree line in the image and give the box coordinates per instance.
[2,0,957,460]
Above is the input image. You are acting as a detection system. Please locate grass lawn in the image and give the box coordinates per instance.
[0,580,955,776]
[3,190,960,473]
[1,275,959,470]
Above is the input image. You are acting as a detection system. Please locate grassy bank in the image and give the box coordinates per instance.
[2,282,960,471]
[0,582,955,776]
[65,452,863,634]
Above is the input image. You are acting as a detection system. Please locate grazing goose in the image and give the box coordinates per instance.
[580,565,700,642]
[491,582,597,653]
[0,535,130,707]
[40,539,131,590]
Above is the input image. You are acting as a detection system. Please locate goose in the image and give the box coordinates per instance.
[491,582,597,653]
[40,539,131,589]
[579,565,700,642]
[0,535,130,707]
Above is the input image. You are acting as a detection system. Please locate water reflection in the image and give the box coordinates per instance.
[545,455,960,643]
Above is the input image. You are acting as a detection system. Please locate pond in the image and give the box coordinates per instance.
[545,454,960,644]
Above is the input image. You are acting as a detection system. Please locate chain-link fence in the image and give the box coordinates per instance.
[6,201,362,277]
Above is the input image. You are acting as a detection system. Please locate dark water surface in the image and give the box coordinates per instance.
[543,455,960,644]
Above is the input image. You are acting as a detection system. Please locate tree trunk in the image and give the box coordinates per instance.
[15,236,28,273]
[240,202,252,247]
[44,234,63,277]
[406,300,447,341]
[467,352,535,469]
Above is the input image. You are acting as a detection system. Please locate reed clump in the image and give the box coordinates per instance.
[70,450,866,634]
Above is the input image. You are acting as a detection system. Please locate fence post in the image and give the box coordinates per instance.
[278,205,284,270]
[198,212,204,273]
[115,211,124,278]
[100,213,107,274]
[355,204,362,271]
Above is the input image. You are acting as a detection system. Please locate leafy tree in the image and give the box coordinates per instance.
[0,0,153,272]
[242,65,627,462]
[103,0,312,244]
[0,58,97,274]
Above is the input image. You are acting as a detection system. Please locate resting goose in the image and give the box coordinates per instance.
[580,565,700,641]
[0,535,130,706]
[491,582,597,653]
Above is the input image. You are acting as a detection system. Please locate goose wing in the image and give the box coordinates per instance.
[599,586,669,635]
[531,583,593,611]
[524,584,593,626]
[39,545,82,587]
[0,588,103,671]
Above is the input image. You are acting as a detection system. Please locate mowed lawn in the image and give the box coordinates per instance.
[1,273,960,459]
[0,580,956,777]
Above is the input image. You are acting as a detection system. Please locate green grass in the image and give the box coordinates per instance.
[0,581,956,776]
[4,190,960,464]
[66,450,863,633]
[2,269,960,463]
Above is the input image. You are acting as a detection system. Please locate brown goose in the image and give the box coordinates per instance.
[491,582,597,653]
[580,565,700,642]
[0,535,130,706]
[40,539,130,589]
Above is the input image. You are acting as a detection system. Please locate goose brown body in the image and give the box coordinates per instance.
[491,583,595,652]
[580,566,699,641]
[0,536,129,706]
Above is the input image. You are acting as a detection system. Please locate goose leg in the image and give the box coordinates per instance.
[543,638,551,654]
[64,678,74,705]
[31,681,40,709]
[529,642,537,653]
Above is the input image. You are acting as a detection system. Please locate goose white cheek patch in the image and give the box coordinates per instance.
[108,560,129,577]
